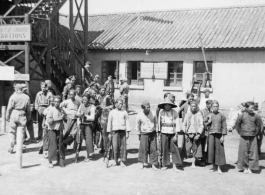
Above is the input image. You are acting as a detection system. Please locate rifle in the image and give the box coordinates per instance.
[58,129,65,167]
[103,132,113,168]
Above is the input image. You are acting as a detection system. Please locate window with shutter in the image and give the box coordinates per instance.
[126,61,143,85]
[165,61,183,87]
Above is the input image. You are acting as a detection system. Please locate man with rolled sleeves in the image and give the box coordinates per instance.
[21,84,35,142]
[35,82,52,140]
[6,84,31,153]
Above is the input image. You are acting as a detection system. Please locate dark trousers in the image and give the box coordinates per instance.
[207,134,226,166]
[112,130,127,162]
[238,136,259,170]
[43,128,49,151]
[161,133,182,166]
[93,122,101,146]
[200,136,208,163]
[185,134,203,158]
[100,119,108,151]
[24,120,34,140]
[37,107,46,139]
[77,124,94,154]
[138,132,158,165]
[48,130,63,162]
[63,118,77,146]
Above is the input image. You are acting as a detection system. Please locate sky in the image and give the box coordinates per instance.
[60,0,265,15]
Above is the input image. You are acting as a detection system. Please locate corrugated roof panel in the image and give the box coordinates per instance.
[60,5,265,50]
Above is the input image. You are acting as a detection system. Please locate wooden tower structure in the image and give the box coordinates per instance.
[0,0,92,110]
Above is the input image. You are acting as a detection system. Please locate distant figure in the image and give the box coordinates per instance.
[6,84,31,154]
[119,77,130,111]
[75,85,83,104]
[84,61,93,87]
[104,75,115,101]
[45,80,56,95]
[35,82,52,140]
[199,89,212,110]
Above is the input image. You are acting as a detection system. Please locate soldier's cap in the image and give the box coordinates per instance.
[21,83,27,90]
[120,77,127,81]
[65,78,70,84]
[75,85,81,89]
[15,83,23,90]
[40,82,47,87]
[204,89,210,93]
[69,75,76,81]
[141,100,150,108]
[100,86,106,90]
[108,75,112,78]
[86,61,92,65]
[45,80,52,84]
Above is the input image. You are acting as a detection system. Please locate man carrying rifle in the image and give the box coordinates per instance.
[46,96,65,168]
[200,100,213,166]
[136,101,158,171]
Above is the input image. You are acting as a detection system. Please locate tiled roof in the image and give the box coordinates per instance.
[59,5,265,50]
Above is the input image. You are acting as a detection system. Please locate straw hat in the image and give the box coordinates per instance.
[158,97,177,109]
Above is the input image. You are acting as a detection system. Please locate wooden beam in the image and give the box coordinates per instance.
[46,19,51,79]
[28,0,45,15]
[84,0,89,64]
[73,0,84,30]
[30,47,47,77]
[31,43,48,47]
[25,14,30,92]
[30,68,44,78]
[4,51,24,64]
[49,0,68,19]
[30,44,47,78]
[3,0,23,17]
[0,45,25,50]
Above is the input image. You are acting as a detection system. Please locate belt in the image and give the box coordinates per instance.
[161,123,176,127]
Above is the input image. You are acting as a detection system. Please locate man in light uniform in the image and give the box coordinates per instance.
[6,84,31,153]
[119,78,130,111]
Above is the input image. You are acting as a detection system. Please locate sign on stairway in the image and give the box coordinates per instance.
[0,24,31,42]
[0,66,29,81]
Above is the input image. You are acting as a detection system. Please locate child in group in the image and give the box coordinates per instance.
[46,96,65,168]
[207,100,227,174]
[183,101,204,168]
[235,101,263,174]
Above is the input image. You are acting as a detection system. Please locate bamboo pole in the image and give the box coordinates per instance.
[1,106,6,133]
[16,126,24,169]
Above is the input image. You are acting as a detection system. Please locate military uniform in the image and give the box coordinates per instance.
[62,84,75,101]
[6,86,31,152]
[35,90,52,139]
[119,82,129,111]
[104,80,115,101]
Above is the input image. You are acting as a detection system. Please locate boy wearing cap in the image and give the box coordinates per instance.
[136,101,158,170]
[62,76,76,101]
[6,84,31,153]
[75,85,83,104]
[35,82,52,140]
[183,101,204,168]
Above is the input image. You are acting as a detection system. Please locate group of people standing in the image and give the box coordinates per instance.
[5,75,264,174]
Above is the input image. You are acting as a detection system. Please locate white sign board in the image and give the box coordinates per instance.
[0,66,14,81]
[0,24,31,42]
[14,74,30,81]
[140,62,168,79]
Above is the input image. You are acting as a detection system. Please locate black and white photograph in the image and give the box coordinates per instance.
[0,0,265,194]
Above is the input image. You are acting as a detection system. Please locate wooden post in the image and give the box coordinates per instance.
[1,106,6,133]
[84,0,89,64]
[46,18,51,79]
[16,126,24,169]
[69,0,75,72]
[25,14,30,92]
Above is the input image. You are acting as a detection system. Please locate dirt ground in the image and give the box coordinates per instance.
[0,107,265,195]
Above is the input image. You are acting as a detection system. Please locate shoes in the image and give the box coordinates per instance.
[38,146,43,154]
[8,148,13,154]
[99,149,105,154]
[48,163,54,168]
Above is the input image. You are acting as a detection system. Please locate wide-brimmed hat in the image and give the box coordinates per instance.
[158,97,177,109]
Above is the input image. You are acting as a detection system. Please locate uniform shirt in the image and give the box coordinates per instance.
[43,105,53,126]
[136,111,156,135]
[62,84,75,101]
[60,99,81,119]
[46,106,64,131]
[209,112,227,135]
[158,109,181,134]
[183,111,204,134]
[104,80,115,94]
[6,91,31,119]
[35,91,52,109]
[107,109,130,132]
[119,83,130,96]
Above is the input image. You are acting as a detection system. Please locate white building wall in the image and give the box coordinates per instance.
[85,50,265,109]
